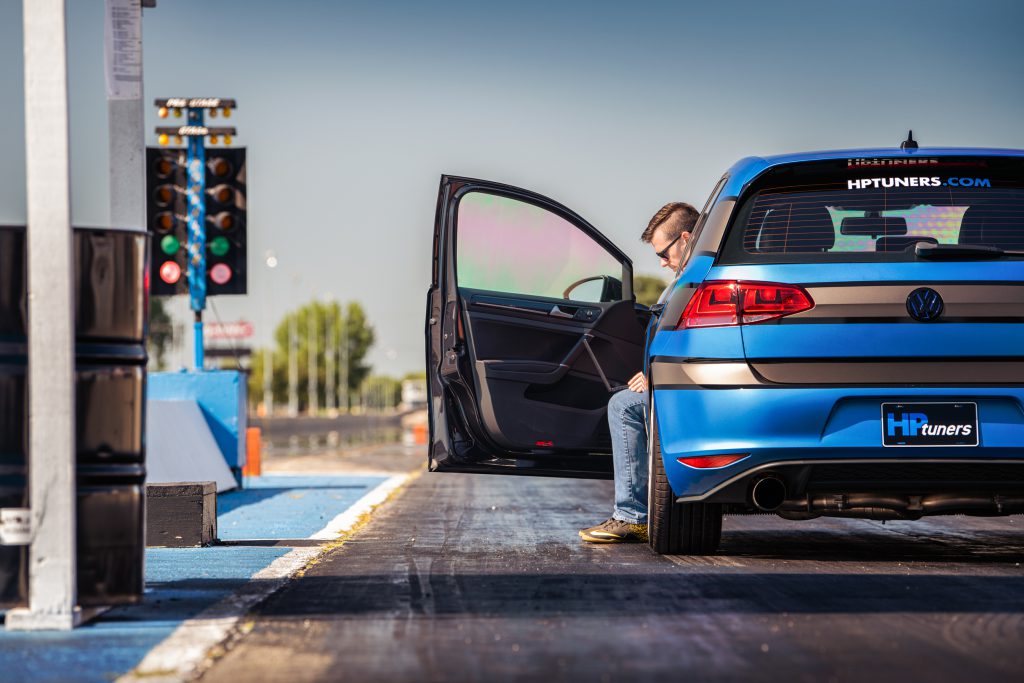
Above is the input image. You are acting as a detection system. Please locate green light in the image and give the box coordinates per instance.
[209,236,230,257]
[160,234,180,255]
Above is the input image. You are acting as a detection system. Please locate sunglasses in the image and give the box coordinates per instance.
[656,233,687,260]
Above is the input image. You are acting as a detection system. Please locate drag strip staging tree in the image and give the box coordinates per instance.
[251,300,375,413]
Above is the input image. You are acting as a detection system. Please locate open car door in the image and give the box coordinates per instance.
[426,175,645,477]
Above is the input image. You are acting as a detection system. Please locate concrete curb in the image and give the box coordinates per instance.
[117,472,414,682]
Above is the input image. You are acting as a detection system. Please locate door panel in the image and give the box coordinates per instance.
[427,176,641,477]
[464,293,641,452]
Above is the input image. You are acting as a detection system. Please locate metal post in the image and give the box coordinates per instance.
[7,0,79,631]
[288,312,298,417]
[324,298,336,415]
[105,0,144,231]
[262,251,277,416]
[186,107,207,370]
[307,303,318,416]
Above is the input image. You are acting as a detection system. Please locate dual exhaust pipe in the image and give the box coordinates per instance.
[749,474,1024,517]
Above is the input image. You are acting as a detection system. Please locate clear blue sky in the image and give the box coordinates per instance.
[0,0,1022,373]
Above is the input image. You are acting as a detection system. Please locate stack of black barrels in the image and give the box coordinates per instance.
[0,226,147,608]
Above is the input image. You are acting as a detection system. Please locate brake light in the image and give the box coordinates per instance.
[678,281,813,329]
[677,454,749,469]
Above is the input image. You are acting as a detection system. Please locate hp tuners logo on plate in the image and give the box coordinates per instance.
[848,177,991,190]
[886,412,973,438]
[882,403,979,447]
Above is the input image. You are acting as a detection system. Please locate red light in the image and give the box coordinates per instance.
[209,263,232,285]
[535,440,554,447]
[676,454,749,469]
[159,261,181,284]
[680,282,738,328]
[678,281,813,329]
[740,284,814,324]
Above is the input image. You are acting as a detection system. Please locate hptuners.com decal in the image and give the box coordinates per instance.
[847,176,991,189]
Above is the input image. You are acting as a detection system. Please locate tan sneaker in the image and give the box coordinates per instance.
[579,518,649,543]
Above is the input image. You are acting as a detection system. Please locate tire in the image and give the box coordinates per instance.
[647,414,722,555]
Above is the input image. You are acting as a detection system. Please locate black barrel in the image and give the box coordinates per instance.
[0,225,147,608]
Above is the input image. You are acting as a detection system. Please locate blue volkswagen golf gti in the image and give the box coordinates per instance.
[426,145,1024,555]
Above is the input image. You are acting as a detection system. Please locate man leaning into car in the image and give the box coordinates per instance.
[579,202,700,543]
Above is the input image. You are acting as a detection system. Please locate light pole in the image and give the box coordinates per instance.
[262,250,278,416]
[324,294,336,416]
[339,305,349,414]
[287,274,300,417]
[307,290,318,416]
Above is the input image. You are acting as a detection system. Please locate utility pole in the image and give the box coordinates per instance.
[339,308,349,414]
[324,296,336,415]
[307,301,318,416]
[8,0,78,631]
[288,311,298,417]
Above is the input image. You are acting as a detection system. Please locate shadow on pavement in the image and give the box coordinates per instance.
[243,570,1024,619]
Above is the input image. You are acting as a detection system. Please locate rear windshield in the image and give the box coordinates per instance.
[718,156,1024,263]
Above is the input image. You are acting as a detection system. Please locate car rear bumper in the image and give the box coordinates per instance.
[652,386,1024,505]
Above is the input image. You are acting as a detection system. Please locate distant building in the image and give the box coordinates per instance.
[400,378,427,411]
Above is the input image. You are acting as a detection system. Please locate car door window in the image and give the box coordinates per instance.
[456,191,624,303]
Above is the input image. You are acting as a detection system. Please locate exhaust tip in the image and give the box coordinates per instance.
[751,476,787,512]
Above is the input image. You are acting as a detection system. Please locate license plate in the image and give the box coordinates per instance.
[881,402,979,447]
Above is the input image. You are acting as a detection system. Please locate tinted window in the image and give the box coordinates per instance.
[718,156,1024,263]
[456,191,624,302]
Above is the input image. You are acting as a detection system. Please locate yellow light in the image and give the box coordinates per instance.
[173,136,183,145]
[158,106,169,118]
[222,108,232,118]
[173,108,183,118]
[158,133,169,146]
[209,135,219,145]
[209,108,218,118]
[224,135,233,145]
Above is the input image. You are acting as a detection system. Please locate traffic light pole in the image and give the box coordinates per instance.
[153,97,237,371]
[186,107,208,370]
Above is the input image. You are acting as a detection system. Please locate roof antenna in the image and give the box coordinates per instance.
[900,130,918,150]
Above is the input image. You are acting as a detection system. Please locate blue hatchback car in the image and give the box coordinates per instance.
[426,144,1024,555]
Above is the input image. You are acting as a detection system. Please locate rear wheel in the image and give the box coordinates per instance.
[647,415,722,555]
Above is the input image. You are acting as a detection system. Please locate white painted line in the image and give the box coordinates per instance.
[309,473,409,540]
[665,555,746,568]
[256,469,403,479]
[117,473,411,683]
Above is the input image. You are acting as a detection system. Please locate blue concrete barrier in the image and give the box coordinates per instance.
[148,370,248,485]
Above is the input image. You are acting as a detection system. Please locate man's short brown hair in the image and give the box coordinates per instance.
[641,202,699,243]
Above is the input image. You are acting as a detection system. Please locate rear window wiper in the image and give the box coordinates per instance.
[915,243,1024,260]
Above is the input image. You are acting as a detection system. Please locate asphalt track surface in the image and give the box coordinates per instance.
[200,472,1024,683]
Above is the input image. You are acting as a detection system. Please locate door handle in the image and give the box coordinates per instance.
[549,305,575,319]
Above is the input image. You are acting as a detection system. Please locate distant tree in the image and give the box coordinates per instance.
[634,275,668,307]
[148,298,173,370]
[361,375,402,411]
[249,300,375,412]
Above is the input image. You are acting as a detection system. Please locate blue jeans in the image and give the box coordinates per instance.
[608,389,648,524]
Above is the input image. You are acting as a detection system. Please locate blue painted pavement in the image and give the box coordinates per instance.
[0,474,387,683]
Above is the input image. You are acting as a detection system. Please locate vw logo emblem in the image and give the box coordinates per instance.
[906,287,944,322]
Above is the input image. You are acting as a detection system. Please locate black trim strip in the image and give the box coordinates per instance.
[764,316,1024,325]
[675,458,1024,503]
